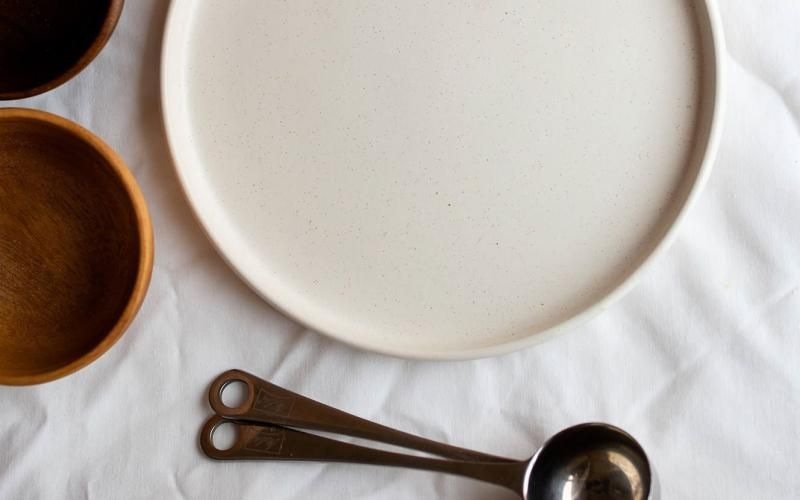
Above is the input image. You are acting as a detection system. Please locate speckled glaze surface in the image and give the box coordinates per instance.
[163,0,724,359]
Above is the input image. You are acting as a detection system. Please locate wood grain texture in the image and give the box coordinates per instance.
[0,0,124,99]
[0,108,152,385]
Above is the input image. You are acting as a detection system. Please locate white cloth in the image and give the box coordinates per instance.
[1,1,798,499]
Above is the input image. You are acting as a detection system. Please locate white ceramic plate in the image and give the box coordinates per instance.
[162,0,724,359]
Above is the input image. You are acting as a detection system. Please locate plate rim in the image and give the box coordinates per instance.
[161,0,726,360]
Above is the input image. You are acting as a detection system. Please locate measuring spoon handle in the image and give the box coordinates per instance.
[200,415,526,494]
[209,369,514,463]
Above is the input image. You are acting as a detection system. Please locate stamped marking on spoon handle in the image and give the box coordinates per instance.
[252,388,295,417]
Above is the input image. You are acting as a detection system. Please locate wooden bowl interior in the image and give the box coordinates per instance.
[0,115,142,380]
[0,0,122,99]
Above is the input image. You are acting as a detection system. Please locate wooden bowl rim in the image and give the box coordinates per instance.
[0,107,153,385]
[0,0,125,100]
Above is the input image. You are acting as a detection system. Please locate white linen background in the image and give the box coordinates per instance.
[1,1,798,498]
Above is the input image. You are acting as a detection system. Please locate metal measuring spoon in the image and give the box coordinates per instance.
[201,370,655,499]
[201,417,654,499]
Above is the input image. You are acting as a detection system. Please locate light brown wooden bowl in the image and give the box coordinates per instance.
[0,0,124,100]
[0,108,153,385]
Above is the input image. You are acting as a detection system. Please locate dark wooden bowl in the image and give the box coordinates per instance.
[0,0,124,100]
[0,108,153,385]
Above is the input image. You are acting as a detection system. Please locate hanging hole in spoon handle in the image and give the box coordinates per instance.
[208,372,255,416]
[208,369,515,463]
[199,415,528,495]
